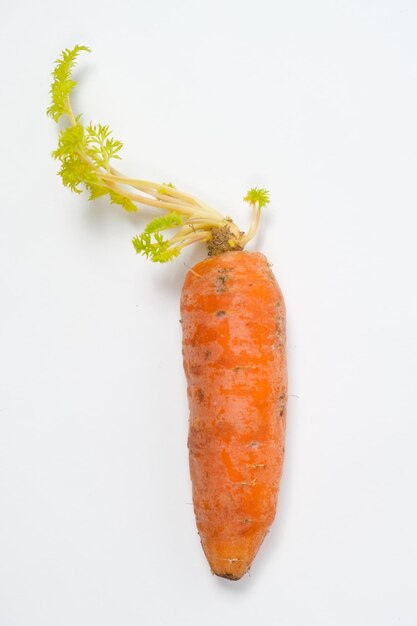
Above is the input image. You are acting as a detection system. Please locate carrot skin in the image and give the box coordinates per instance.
[180,251,287,580]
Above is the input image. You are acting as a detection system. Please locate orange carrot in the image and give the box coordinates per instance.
[48,45,288,580]
[181,251,286,579]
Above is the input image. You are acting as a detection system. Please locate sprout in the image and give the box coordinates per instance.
[48,46,270,261]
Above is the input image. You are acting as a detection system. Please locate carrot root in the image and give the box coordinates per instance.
[181,251,287,580]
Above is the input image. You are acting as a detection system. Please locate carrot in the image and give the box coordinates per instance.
[48,45,287,580]
[181,252,286,579]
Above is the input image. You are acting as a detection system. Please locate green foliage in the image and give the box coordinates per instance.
[144,212,184,233]
[52,124,99,193]
[47,45,90,122]
[52,117,127,189]
[244,187,270,209]
[88,184,109,201]
[86,124,123,170]
[108,190,137,213]
[132,230,181,263]
[48,45,242,264]
[132,213,184,262]
[153,247,181,262]
[52,124,137,210]
[49,48,135,212]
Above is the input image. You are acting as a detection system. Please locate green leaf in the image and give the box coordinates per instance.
[152,247,181,263]
[52,124,99,193]
[109,191,138,213]
[88,184,109,201]
[86,123,123,169]
[49,56,131,207]
[132,221,182,263]
[243,187,270,209]
[144,212,184,234]
[47,45,91,122]
[58,158,98,193]
[52,123,84,160]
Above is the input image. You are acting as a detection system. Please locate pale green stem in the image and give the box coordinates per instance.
[177,234,209,250]
[240,204,261,246]
[108,170,202,206]
[100,173,223,221]
[65,92,231,234]
[65,97,77,126]
[102,182,198,216]
[168,227,212,246]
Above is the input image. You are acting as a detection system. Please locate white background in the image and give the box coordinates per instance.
[1,1,416,624]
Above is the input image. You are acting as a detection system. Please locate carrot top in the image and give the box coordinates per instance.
[47,45,270,262]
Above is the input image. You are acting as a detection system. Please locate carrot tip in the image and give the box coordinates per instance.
[214,571,244,581]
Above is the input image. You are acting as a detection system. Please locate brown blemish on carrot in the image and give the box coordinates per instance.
[215,268,230,293]
[196,388,205,403]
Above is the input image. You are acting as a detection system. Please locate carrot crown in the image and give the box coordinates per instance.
[47,45,270,262]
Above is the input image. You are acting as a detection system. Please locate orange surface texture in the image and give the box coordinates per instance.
[181,251,287,579]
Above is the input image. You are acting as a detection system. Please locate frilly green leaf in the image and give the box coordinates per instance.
[244,187,270,209]
[47,45,91,122]
[132,214,184,262]
[144,212,184,234]
[109,191,137,213]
